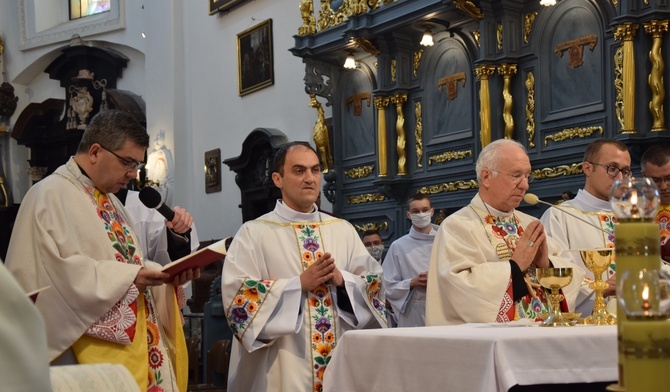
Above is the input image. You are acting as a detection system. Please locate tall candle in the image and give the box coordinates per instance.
[621,318,670,392]
[615,221,661,387]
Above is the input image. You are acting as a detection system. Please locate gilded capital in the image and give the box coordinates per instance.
[475,65,496,80]
[374,96,391,109]
[497,63,517,77]
[643,20,669,37]
[613,23,639,42]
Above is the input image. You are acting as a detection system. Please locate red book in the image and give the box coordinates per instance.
[161,237,230,282]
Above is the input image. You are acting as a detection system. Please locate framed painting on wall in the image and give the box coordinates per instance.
[204,148,221,194]
[237,18,274,96]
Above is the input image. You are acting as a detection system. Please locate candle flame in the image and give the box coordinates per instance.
[642,285,649,301]
[630,190,638,205]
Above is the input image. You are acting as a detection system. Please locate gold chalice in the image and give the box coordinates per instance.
[537,267,574,327]
[579,248,616,325]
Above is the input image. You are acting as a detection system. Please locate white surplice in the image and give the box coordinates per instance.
[221,200,387,392]
[425,194,584,326]
[382,225,437,327]
[540,189,617,314]
[0,261,52,391]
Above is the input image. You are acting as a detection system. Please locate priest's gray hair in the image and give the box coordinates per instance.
[475,139,526,182]
[77,110,150,153]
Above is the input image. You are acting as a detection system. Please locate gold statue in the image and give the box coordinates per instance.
[298,0,317,35]
[309,94,333,173]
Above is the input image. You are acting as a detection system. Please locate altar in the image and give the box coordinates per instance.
[323,323,617,392]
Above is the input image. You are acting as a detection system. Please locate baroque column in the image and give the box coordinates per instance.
[613,23,639,134]
[498,64,517,140]
[475,65,496,147]
[374,96,391,177]
[644,20,668,132]
[391,93,408,175]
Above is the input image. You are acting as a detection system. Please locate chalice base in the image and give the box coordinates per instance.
[540,312,572,327]
[584,309,616,325]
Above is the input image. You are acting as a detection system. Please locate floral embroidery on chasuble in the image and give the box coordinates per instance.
[84,186,176,391]
[597,212,617,278]
[657,205,670,243]
[483,213,551,322]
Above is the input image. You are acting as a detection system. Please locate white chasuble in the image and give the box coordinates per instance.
[426,194,583,326]
[222,201,386,392]
[6,158,186,392]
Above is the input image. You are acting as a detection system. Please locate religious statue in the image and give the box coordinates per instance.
[309,94,333,173]
[69,86,94,129]
[298,0,317,35]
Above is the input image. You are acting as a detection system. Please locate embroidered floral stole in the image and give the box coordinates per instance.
[226,221,384,392]
[470,205,556,322]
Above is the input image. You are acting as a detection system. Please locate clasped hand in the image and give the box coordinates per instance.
[512,220,550,271]
[300,252,344,292]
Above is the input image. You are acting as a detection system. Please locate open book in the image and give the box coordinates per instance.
[50,363,140,392]
[161,237,230,282]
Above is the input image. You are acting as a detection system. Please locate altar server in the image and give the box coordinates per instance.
[221,141,387,391]
[382,192,437,327]
[426,139,583,325]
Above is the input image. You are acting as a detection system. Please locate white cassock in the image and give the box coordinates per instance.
[221,200,387,392]
[123,190,200,266]
[0,262,52,391]
[382,225,437,327]
[540,189,616,314]
[426,194,584,326]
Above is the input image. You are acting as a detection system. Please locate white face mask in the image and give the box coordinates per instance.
[410,211,433,229]
[366,245,384,261]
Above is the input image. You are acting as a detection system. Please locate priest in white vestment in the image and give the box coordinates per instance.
[5,110,199,392]
[426,139,583,325]
[541,139,631,314]
[382,192,437,327]
[221,142,387,392]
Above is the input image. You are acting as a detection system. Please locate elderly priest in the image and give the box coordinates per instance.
[426,139,583,325]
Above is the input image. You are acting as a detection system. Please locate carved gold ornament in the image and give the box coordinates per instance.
[344,165,374,179]
[418,179,479,195]
[354,221,389,233]
[544,126,604,147]
[413,50,423,78]
[555,35,598,69]
[613,23,639,134]
[472,30,480,47]
[428,149,472,165]
[345,92,372,116]
[374,96,391,177]
[391,93,408,175]
[525,72,536,148]
[497,23,503,52]
[454,0,484,20]
[298,0,317,36]
[523,12,537,45]
[438,72,467,100]
[531,163,583,180]
[614,47,625,129]
[351,37,381,56]
[347,193,386,205]
[391,59,397,83]
[415,102,423,168]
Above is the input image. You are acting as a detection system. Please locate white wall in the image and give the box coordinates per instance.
[0,0,323,242]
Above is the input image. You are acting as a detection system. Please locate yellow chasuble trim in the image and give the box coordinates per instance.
[72,293,188,392]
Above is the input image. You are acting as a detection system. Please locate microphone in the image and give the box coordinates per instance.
[139,187,175,221]
[523,193,608,234]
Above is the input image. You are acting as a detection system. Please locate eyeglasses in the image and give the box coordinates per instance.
[99,145,142,170]
[588,162,632,178]
[646,175,670,186]
[491,170,535,185]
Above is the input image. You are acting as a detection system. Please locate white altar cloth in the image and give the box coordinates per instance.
[323,323,617,392]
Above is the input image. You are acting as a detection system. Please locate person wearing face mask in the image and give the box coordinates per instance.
[362,229,385,263]
[382,192,438,327]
